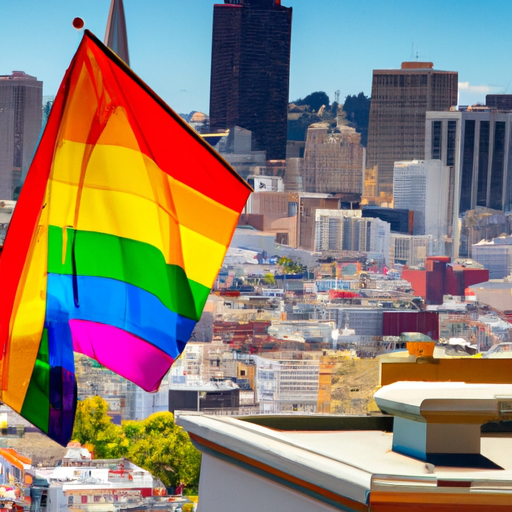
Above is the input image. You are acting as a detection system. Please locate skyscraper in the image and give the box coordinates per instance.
[426,110,512,216]
[0,71,42,199]
[209,0,292,161]
[366,62,457,195]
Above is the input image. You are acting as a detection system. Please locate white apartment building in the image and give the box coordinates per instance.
[253,355,319,413]
[472,236,512,278]
[390,233,433,267]
[314,209,390,264]
[393,159,450,255]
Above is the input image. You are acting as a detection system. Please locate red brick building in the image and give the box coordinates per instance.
[402,256,488,305]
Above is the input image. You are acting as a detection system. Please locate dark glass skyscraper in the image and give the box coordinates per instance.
[209,0,292,161]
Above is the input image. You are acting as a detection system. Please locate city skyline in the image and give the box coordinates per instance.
[2,1,512,115]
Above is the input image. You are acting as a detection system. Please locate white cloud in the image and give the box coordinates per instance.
[458,82,496,94]
[457,82,504,106]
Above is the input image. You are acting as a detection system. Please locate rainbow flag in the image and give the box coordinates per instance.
[0,31,251,445]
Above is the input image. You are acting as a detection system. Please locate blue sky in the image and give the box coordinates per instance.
[1,0,511,114]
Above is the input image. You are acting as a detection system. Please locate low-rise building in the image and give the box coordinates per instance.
[472,236,512,278]
[253,354,320,413]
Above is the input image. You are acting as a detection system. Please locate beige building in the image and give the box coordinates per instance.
[390,233,433,267]
[367,62,457,195]
[297,194,340,251]
[314,209,391,264]
[302,123,364,195]
[241,191,297,246]
[284,157,302,191]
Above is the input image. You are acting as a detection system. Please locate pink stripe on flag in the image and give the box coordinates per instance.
[70,320,174,392]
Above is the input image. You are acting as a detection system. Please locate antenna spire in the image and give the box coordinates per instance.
[104,0,130,65]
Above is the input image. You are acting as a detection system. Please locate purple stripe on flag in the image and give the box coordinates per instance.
[70,320,174,392]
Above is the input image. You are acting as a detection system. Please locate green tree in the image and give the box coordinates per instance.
[342,92,371,146]
[278,257,304,275]
[287,112,322,141]
[72,396,124,459]
[72,401,201,491]
[123,412,201,489]
[263,273,275,286]
[294,91,330,112]
[330,101,339,118]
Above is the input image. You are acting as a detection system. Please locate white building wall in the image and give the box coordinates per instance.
[393,159,449,255]
[133,379,170,420]
[253,355,319,413]
[472,242,512,279]
[369,218,391,266]
[314,209,390,264]
[197,455,339,512]
[390,233,433,267]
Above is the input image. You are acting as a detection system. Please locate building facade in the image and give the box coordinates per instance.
[425,110,512,216]
[390,233,433,267]
[253,354,319,413]
[296,194,340,251]
[393,159,450,254]
[302,123,364,195]
[0,71,42,199]
[314,209,390,264]
[402,256,488,305]
[209,0,292,160]
[472,237,512,279]
[366,62,457,195]
[362,206,412,234]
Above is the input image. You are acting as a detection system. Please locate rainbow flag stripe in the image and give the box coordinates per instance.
[0,31,251,445]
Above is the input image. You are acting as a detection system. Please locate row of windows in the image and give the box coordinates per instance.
[374,74,429,87]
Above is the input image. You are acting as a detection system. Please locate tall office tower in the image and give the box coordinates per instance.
[426,110,512,215]
[105,0,130,65]
[0,71,42,199]
[366,62,458,195]
[210,0,292,161]
[302,123,364,195]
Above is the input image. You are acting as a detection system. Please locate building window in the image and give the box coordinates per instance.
[490,121,506,210]
[460,120,475,214]
[431,120,442,160]
[477,121,490,206]
[447,120,457,166]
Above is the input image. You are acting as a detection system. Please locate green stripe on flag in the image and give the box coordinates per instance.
[47,226,211,322]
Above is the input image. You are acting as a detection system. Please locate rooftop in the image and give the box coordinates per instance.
[178,382,512,511]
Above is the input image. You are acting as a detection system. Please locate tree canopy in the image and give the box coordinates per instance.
[72,397,201,489]
[73,396,123,459]
[287,112,322,141]
[342,92,371,147]
[278,257,304,275]
[263,273,275,286]
[293,91,330,112]
[122,413,201,488]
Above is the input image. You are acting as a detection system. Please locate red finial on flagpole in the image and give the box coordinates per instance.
[72,17,85,30]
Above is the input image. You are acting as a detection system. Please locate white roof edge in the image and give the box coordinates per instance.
[176,413,371,504]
